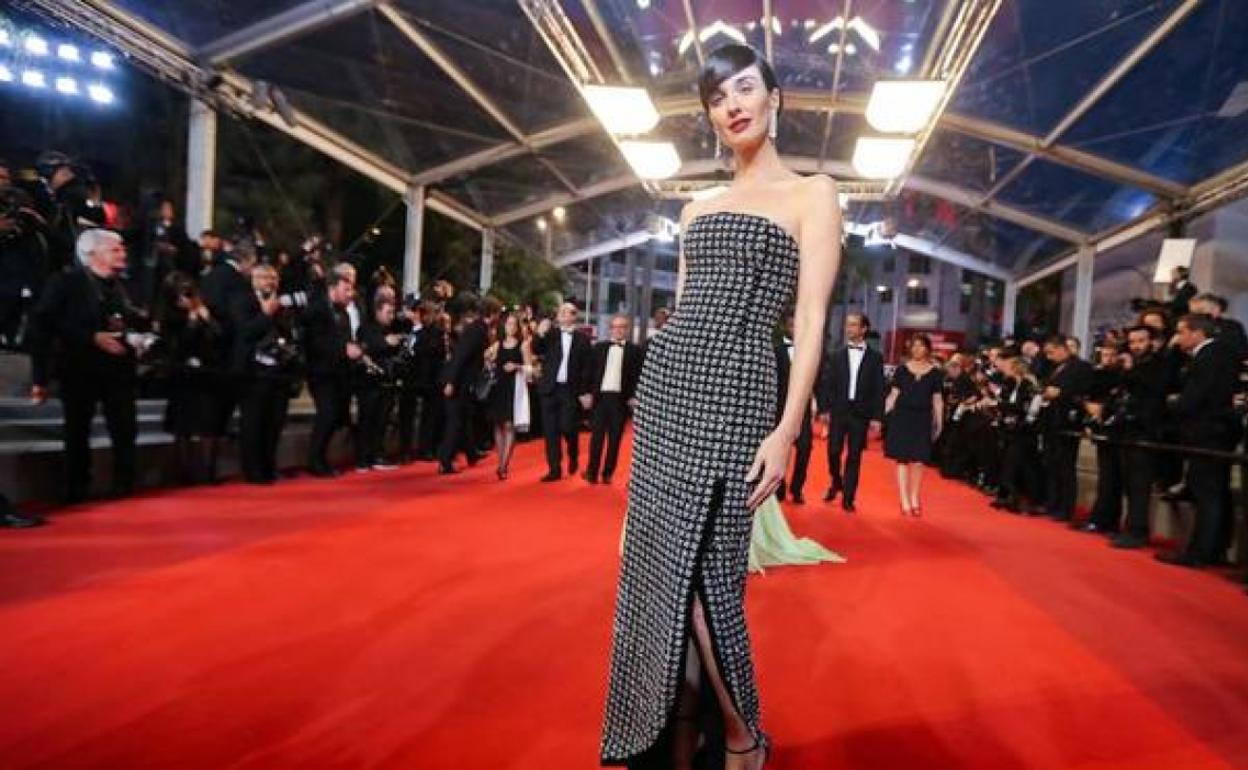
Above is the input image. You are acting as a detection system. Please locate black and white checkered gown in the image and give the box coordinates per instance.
[601,211,800,765]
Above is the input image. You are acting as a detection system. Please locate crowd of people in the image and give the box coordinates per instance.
[0,149,664,530]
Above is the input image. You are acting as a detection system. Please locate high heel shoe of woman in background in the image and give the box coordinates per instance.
[496,467,508,480]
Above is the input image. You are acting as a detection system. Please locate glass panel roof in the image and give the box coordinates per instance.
[441,154,565,214]
[542,132,632,189]
[112,0,311,45]
[952,0,1180,136]
[1063,0,1248,184]
[995,159,1158,232]
[916,131,1025,193]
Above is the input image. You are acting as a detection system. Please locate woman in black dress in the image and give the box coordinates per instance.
[885,334,944,516]
[485,313,529,480]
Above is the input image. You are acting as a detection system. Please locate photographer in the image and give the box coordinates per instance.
[30,229,150,503]
[155,272,224,485]
[1106,325,1170,549]
[1076,343,1127,534]
[395,297,443,463]
[231,264,300,484]
[0,167,49,349]
[354,296,402,471]
[437,294,498,475]
[303,267,362,477]
[30,152,87,274]
[991,349,1041,513]
[1039,334,1094,522]
[130,197,195,311]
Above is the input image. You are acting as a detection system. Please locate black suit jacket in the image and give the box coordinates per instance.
[1172,339,1239,445]
[29,266,145,385]
[227,289,275,375]
[588,340,642,401]
[1169,281,1197,317]
[200,261,249,323]
[1213,316,1248,363]
[302,291,354,378]
[440,318,487,391]
[1041,356,1094,431]
[815,344,885,420]
[532,326,592,396]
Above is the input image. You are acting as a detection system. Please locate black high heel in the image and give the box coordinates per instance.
[726,732,771,768]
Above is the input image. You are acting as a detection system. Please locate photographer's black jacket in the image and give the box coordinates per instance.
[302,292,353,377]
[1040,356,1093,431]
[1172,339,1239,445]
[228,289,277,375]
[359,320,400,380]
[29,266,146,386]
[1120,353,1169,438]
[440,318,488,391]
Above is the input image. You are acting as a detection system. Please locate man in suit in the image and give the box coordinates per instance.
[532,302,593,482]
[1109,325,1170,549]
[583,314,642,484]
[302,268,362,477]
[1038,334,1094,521]
[776,311,816,504]
[29,229,147,503]
[815,312,884,512]
[1190,293,1247,363]
[1157,314,1241,567]
[230,264,292,484]
[200,245,255,443]
[437,294,500,474]
[1167,266,1197,318]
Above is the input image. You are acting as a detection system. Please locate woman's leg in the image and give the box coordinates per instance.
[896,463,911,511]
[689,596,762,769]
[501,423,516,471]
[909,462,924,510]
[493,423,506,472]
[672,639,702,770]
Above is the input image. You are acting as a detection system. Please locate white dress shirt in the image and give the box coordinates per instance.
[346,302,361,339]
[847,343,866,400]
[601,342,625,392]
[557,328,573,384]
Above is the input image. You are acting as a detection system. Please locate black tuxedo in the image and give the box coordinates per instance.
[1213,316,1248,363]
[1117,352,1169,538]
[815,343,885,505]
[302,291,356,472]
[1172,340,1240,562]
[532,326,593,476]
[585,339,642,481]
[437,318,488,469]
[30,267,145,500]
[775,339,814,499]
[230,290,293,482]
[1168,280,1197,317]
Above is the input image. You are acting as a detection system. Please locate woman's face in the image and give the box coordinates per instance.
[504,315,520,339]
[377,303,396,326]
[909,339,930,361]
[705,65,779,154]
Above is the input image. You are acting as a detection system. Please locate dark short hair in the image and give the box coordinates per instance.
[1177,313,1217,337]
[1043,333,1068,348]
[997,346,1020,360]
[481,296,502,318]
[450,292,482,317]
[1194,292,1228,312]
[698,44,782,115]
[908,333,932,354]
[846,311,871,330]
[1126,324,1157,340]
[1172,266,1189,280]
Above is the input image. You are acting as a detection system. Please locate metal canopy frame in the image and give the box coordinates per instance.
[25,0,1248,287]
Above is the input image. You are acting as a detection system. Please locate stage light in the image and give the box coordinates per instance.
[851,136,914,179]
[87,83,114,104]
[0,28,11,47]
[864,80,946,133]
[536,218,548,232]
[553,206,567,223]
[21,70,47,89]
[582,85,660,135]
[0,65,12,83]
[90,51,114,70]
[57,44,80,62]
[55,77,78,95]
[907,278,921,288]
[620,141,681,180]
[24,35,49,56]
[876,285,889,293]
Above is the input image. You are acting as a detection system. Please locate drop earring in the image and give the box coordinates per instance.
[769,107,778,142]
[714,132,722,160]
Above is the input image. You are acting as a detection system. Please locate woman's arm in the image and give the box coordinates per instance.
[885,386,899,415]
[932,392,944,438]
[746,177,842,508]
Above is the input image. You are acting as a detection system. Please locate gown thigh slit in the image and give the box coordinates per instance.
[602,212,799,766]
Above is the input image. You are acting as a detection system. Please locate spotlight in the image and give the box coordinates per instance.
[57,44,80,62]
[24,35,49,56]
[87,83,114,104]
[0,65,12,82]
[90,51,114,70]
[553,206,567,223]
[21,70,47,88]
[536,218,548,232]
[907,278,921,288]
[0,28,11,47]
[55,77,78,95]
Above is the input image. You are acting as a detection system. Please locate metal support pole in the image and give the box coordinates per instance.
[1070,246,1094,356]
[640,246,655,343]
[185,99,217,237]
[403,184,426,297]
[480,227,495,293]
[624,247,638,335]
[1002,280,1018,337]
[585,257,594,330]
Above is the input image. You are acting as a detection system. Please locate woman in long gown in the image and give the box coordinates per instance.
[884,334,944,516]
[601,44,842,770]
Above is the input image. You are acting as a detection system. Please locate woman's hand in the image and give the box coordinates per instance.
[745,429,791,510]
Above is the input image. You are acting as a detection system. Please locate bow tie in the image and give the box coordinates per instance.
[613,341,625,347]
[848,344,866,351]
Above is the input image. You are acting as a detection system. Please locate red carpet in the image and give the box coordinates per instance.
[2,433,1247,770]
